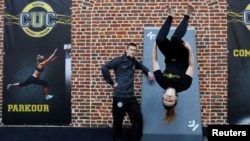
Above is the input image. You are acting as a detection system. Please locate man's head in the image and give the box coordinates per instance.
[125,43,137,58]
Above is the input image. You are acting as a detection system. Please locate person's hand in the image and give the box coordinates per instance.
[112,82,118,88]
[148,72,154,81]
[53,48,58,54]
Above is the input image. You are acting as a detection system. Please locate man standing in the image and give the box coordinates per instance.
[101,43,154,141]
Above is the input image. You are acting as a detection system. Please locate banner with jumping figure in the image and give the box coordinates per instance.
[3,0,71,125]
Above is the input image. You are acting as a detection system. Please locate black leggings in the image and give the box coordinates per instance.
[19,75,49,87]
[112,97,142,141]
[156,15,190,66]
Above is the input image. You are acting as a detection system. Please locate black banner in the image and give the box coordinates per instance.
[3,0,71,125]
[227,0,250,124]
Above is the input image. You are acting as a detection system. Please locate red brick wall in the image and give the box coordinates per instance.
[0,0,227,127]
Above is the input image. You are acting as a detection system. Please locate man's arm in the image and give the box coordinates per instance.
[183,41,194,78]
[101,63,115,86]
[101,57,121,86]
[137,62,154,81]
[135,60,154,81]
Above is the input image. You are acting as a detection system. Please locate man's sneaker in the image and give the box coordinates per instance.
[7,84,12,90]
[45,95,53,100]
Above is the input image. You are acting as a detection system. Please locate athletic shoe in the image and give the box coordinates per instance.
[45,95,53,100]
[7,84,12,90]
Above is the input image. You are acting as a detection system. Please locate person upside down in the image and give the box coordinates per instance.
[152,3,195,124]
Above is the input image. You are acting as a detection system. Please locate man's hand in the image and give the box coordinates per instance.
[112,82,118,88]
[148,72,154,81]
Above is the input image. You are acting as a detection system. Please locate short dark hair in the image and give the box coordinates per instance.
[127,42,137,48]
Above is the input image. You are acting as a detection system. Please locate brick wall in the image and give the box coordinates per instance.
[0,0,227,127]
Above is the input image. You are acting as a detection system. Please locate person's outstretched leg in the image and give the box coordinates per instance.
[7,76,33,90]
[171,3,195,70]
[7,83,20,90]
[156,5,174,46]
[172,3,195,39]
[33,78,53,100]
[44,87,53,100]
[156,5,174,59]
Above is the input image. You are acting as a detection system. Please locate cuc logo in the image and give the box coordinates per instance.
[19,1,56,37]
[243,4,250,30]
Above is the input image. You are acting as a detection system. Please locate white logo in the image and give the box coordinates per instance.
[146,31,156,40]
[188,120,199,131]
[117,102,123,108]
